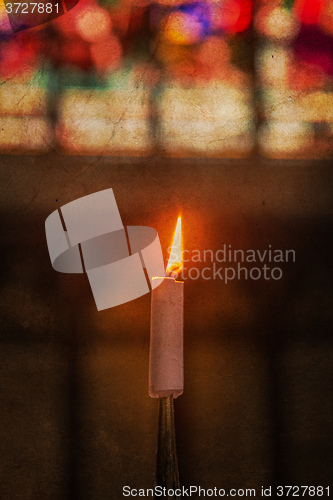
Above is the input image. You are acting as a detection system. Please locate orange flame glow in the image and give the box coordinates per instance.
[166,217,182,278]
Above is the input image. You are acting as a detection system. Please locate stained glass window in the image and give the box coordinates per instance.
[1,0,332,157]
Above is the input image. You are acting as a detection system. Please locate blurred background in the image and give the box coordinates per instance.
[1,0,333,158]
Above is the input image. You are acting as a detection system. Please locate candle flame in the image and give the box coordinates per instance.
[166,217,182,278]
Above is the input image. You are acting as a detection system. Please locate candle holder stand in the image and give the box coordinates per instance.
[155,396,181,499]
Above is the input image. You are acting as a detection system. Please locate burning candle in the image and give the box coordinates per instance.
[149,217,184,399]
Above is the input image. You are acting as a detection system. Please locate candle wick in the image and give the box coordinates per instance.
[166,263,181,279]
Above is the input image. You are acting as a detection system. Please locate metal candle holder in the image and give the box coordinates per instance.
[155,396,181,499]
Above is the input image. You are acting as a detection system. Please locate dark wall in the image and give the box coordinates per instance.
[0,155,332,499]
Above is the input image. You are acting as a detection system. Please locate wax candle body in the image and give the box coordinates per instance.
[149,277,184,399]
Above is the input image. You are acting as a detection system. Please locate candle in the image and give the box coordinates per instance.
[149,217,184,399]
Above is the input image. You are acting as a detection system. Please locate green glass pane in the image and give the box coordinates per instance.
[283,0,295,11]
